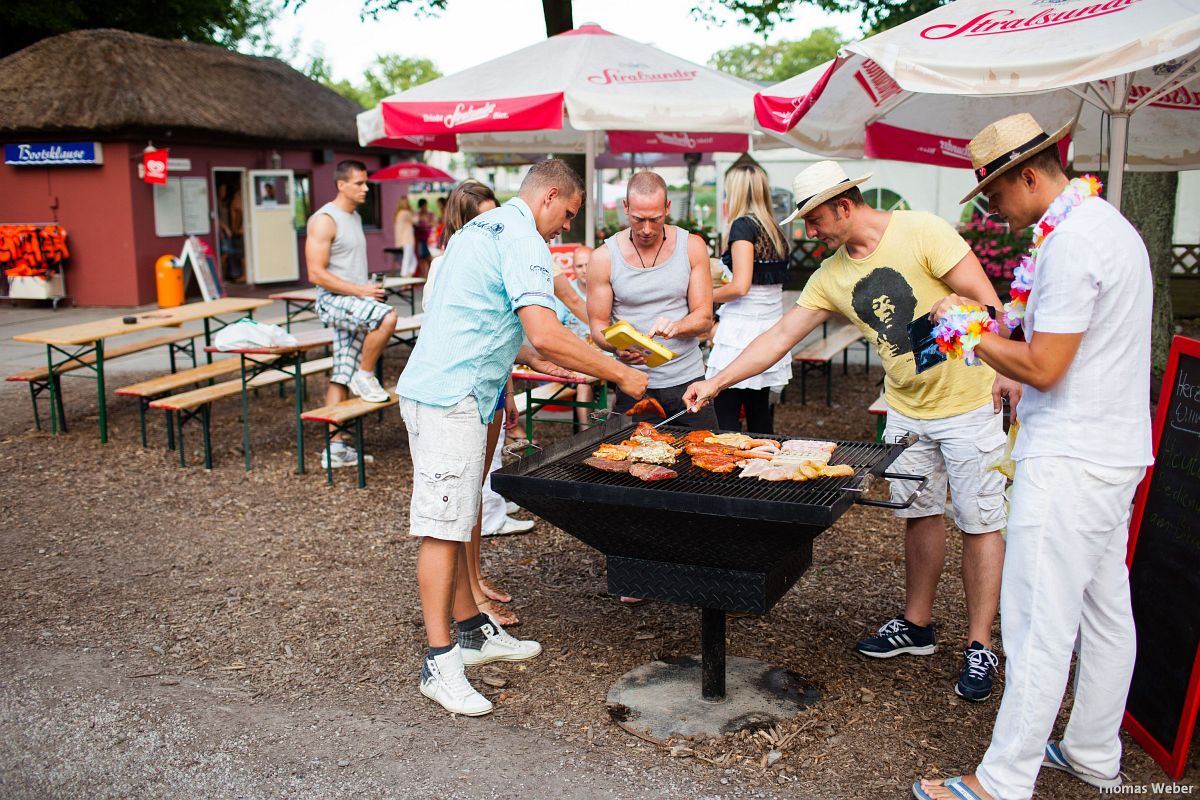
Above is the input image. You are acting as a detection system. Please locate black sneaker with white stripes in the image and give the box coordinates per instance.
[855,615,937,658]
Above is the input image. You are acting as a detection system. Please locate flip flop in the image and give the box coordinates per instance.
[912,776,986,800]
[618,596,646,606]
[1042,741,1124,789]
[478,599,519,627]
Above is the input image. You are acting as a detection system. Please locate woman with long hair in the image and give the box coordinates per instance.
[421,180,527,626]
[392,197,417,277]
[705,163,792,434]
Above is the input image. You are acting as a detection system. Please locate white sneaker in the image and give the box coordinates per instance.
[483,516,536,537]
[505,501,521,515]
[419,646,493,716]
[321,444,375,469]
[459,620,542,666]
[348,371,391,403]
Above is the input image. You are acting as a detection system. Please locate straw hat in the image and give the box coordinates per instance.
[960,112,1071,203]
[781,161,873,224]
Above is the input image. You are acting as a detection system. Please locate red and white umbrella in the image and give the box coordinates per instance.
[368,162,458,183]
[358,23,764,242]
[755,0,1200,210]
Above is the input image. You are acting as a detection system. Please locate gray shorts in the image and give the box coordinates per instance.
[315,291,392,385]
[883,402,1008,533]
[400,396,487,542]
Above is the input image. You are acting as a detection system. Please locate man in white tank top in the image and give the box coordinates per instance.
[305,160,398,468]
[587,171,718,431]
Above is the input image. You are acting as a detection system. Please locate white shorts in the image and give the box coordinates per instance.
[400,396,487,542]
[883,401,1008,533]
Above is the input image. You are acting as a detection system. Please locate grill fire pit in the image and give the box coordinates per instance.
[493,418,921,739]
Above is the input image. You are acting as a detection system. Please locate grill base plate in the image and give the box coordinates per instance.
[607,656,820,741]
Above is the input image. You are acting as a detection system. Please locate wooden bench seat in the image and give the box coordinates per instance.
[301,392,399,488]
[6,329,200,433]
[116,356,277,448]
[792,325,869,405]
[148,356,333,469]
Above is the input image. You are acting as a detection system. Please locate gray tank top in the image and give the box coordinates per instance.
[313,202,368,285]
[606,226,704,388]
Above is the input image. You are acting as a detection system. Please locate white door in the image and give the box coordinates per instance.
[244,169,299,284]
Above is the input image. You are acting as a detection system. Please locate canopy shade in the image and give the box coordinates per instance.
[368,162,457,183]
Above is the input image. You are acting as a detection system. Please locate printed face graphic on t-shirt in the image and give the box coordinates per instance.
[852,267,917,359]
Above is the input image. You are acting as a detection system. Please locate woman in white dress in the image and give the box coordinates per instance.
[705,163,792,434]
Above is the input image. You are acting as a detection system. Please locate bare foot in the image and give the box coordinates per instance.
[478,599,519,627]
[917,775,992,800]
[478,577,511,603]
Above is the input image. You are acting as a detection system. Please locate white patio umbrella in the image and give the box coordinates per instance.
[755,0,1200,210]
[357,23,764,244]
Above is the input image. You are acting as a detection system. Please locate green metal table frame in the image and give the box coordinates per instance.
[237,352,307,474]
[39,311,248,444]
[518,379,608,448]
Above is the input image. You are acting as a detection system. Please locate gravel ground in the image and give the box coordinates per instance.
[1,353,1196,799]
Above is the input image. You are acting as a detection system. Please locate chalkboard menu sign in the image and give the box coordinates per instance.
[1124,335,1200,780]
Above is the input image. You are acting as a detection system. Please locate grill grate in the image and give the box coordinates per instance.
[521,426,892,508]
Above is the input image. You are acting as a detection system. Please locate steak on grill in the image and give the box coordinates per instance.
[629,463,678,481]
[584,456,630,473]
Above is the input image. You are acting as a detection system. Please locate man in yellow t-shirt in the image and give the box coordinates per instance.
[684,161,1021,704]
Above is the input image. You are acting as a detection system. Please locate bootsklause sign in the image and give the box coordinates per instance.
[5,142,104,166]
[142,149,169,185]
[920,0,1142,40]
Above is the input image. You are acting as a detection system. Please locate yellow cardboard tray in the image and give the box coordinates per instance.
[602,320,676,368]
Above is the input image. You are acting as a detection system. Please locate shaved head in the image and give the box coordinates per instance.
[626,171,667,203]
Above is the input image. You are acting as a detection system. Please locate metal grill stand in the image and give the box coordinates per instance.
[493,418,918,740]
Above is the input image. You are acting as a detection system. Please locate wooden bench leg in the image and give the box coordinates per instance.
[323,425,334,486]
[176,412,186,468]
[165,409,176,451]
[201,404,213,470]
[27,381,42,432]
[52,375,67,433]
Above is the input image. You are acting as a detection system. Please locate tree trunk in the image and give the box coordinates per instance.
[541,0,573,36]
[1121,171,1178,383]
[540,0,585,242]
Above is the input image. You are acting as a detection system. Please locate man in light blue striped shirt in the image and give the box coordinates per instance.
[397,160,647,717]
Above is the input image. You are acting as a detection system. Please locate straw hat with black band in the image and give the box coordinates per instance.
[960,112,1072,204]
[781,161,873,225]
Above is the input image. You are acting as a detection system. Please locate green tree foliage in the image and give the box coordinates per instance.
[1,0,278,57]
[692,0,948,35]
[303,52,441,108]
[709,27,847,82]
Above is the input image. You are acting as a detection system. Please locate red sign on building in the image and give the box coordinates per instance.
[142,149,169,184]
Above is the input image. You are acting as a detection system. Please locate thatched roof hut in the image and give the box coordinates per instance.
[0,29,363,147]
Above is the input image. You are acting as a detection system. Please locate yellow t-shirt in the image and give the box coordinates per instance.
[798,210,994,419]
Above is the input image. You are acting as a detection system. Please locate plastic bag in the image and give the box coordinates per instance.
[212,318,298,351]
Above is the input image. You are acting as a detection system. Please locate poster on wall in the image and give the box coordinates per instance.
[179,236,224,301]
[153,177,210,237]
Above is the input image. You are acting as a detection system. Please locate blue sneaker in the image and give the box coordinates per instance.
[856,616,937,658]
[955,641,999,701]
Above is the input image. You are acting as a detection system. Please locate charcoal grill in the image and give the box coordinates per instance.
[493,418,922,722]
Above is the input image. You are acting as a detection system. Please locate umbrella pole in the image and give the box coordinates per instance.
[586,130,597,247]
[1106,74,1131,213]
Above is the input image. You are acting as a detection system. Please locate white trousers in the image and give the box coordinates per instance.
[480,413,509,535]
[977,456,1144,800]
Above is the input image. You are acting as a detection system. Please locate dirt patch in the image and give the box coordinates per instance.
[0,358,1196,798]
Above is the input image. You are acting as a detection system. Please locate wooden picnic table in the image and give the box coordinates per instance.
[205,328,335,474]
[510,367,607,445]
[13,296,272,442]
[268,276,426,328]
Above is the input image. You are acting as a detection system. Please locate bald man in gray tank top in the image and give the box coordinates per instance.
[587,171,718,430]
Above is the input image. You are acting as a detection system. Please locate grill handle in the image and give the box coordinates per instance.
[854,472,928,509]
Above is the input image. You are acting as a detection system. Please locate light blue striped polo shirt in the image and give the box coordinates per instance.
[396,198,557,423]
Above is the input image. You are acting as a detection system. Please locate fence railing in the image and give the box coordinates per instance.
[1173,244,1200,276]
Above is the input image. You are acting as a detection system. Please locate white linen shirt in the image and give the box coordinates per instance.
[1014,195,1153,467]
[396,198,556,423]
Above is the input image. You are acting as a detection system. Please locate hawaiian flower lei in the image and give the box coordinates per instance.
[1001,175,1103,329]
[933,305,1000,366]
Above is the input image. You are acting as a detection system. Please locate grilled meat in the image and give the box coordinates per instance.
[683,430,715,444]
[584,456,631,473]
[630,463,678,481]
[592,443,632,461]
[626,397,667,418]
[691,454,741,473]
[633,421,675,442]
[628,442,678,466]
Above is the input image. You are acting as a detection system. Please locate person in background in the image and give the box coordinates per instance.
[305,160,398,469]
[415,197,434,275]
[916,113,1152,800]
[705,162,792,434]
[563,246,597,427]
[397,159,646,716]
[392,197,417,277]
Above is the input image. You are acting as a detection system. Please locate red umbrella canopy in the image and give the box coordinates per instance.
[368,162,457,182]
